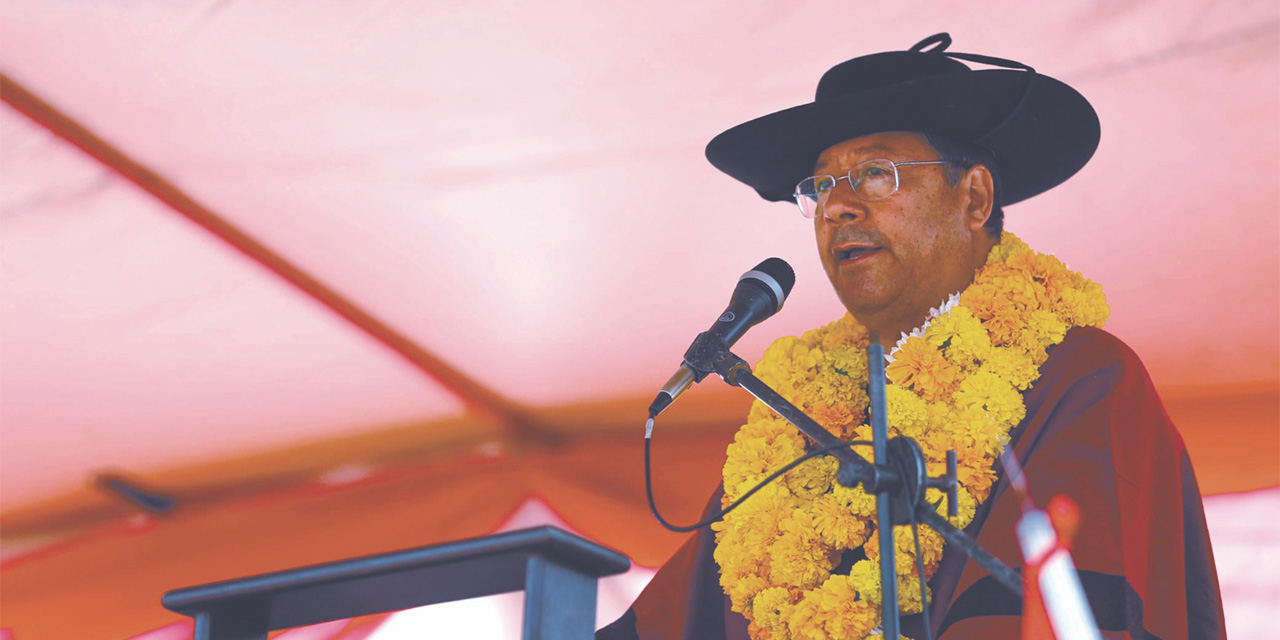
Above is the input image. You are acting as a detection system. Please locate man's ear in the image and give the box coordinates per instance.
[961,164,995,231]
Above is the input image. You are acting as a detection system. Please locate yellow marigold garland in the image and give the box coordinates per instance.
[713,233,1109,640]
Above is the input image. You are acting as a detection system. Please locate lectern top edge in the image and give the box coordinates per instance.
[161,525,630,615]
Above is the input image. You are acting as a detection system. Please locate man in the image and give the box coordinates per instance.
[600,34,1225,639]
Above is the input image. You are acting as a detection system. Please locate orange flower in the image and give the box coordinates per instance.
[963,283,1024,346]
[960,282,1001,319]
[1007,250,1075,298]
[983,262,1047,310]
[885,338,957,401]
[819,314,868,351]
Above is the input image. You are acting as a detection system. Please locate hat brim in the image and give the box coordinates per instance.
[705,69,1099,206]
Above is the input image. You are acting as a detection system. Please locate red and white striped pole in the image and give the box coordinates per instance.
[1002,451,1102,640]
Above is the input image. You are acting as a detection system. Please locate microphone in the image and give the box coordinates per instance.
[648,258,795,418]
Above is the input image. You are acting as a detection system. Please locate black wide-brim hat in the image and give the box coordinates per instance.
[705,33,1100,206]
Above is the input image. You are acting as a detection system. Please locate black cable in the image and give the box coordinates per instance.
[644,414,872,533]
[893,452,933,640]
[909,512,932,640]
[646,411,929,636]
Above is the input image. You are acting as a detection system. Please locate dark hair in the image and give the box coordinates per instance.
[918,132,1004,238]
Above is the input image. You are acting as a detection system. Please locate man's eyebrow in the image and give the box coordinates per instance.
[814,144,894,172]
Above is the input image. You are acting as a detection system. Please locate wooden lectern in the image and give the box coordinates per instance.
[162,525,631,640]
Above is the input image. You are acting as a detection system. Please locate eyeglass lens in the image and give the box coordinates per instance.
[794,159,901,218]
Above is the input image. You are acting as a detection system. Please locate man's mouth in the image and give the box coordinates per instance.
[836,246,881,262]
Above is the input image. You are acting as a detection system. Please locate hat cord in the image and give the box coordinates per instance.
[910,32,1039,142]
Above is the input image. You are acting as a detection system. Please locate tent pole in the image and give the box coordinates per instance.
[0,73,543,441]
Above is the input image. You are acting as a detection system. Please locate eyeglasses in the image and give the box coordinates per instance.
[794,158,953,219]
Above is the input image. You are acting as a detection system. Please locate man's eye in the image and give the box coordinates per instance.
[856,166,896,186]
[815,177,836,191]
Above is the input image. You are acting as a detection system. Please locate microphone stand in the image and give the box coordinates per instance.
[867,341,900,637]
[678,330,1022,635]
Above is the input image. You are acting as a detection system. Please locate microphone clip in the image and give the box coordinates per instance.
[680,331,751,384]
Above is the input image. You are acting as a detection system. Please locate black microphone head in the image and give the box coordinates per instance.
[710,257,796,345]
[742,257,795,311]
[753,258,795,297]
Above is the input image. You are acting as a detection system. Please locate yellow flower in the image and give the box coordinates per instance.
[885,337,957,401]
[719,483,793,535]
[907,525,945,574]
[954,369,1025,429]
[896,573,932,615]
[987,231,1029,263]
[865,525,939,577]
[756,336,823,393]
[1056,281,1109,327]
[787,590,827,640]
[725,572,770,615]
[954,455,999,498]
[946,405,1009,460]
[752,587,796,634]
[983,262,1048,311]
[809,492,871,549]
[823,343,868,379]
[724,424,806,501]
[818,314,868,350]
[815,575,877,638]
[886,385,931,439]
[1006,249,1076,300]
[926,306,992,371]
[930,485,979,529]
[847,559,882,605]
[847,555,934,615]
[982,347,1039,390]
[784,456,837,499]
[806,400,856,435]
[832,476,878,515]
[768,510,840,590]
[1017,309,1068,352]
[961,282,1024,347]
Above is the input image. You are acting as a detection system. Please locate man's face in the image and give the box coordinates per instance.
[813,131,987,334]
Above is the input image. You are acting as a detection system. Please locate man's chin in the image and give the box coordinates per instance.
[836,291,893,322]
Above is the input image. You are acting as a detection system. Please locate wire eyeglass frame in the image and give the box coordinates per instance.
[794,158,954,219]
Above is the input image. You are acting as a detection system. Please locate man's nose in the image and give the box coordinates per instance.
[819,178,868,222]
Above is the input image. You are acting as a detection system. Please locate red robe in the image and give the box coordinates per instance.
[598,327,1226,639]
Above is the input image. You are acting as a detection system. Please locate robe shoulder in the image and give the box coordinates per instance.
[934,326,1227,640]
